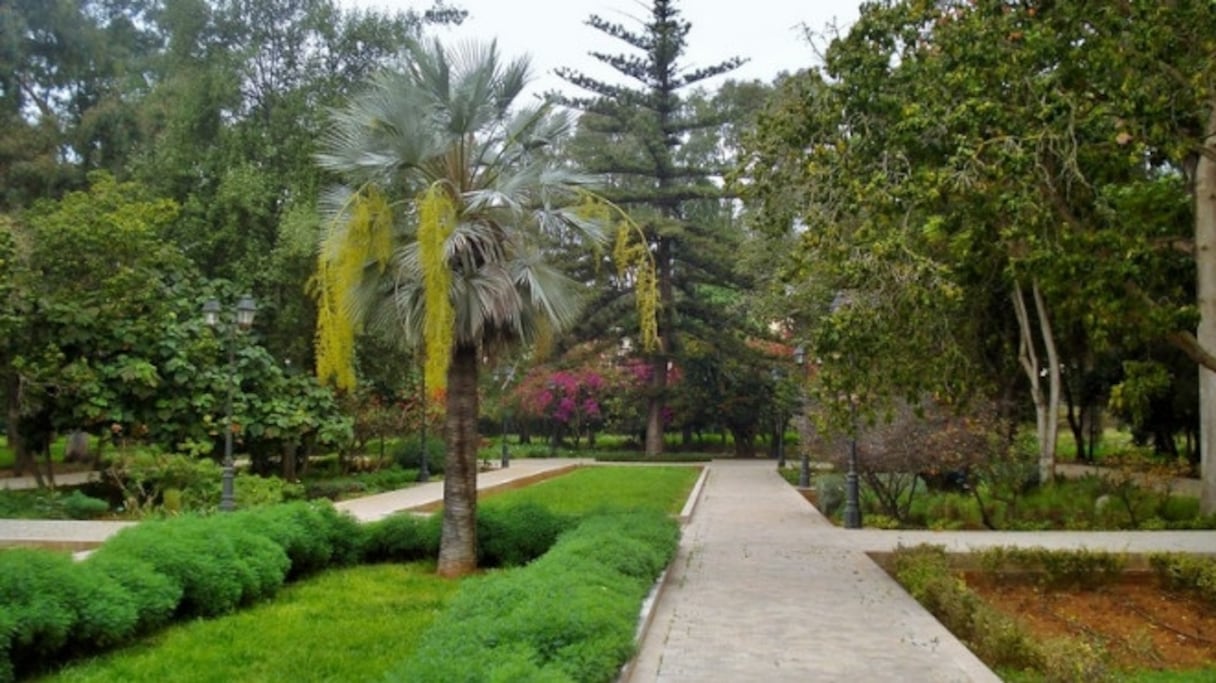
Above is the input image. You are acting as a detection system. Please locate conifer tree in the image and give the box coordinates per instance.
[557,0,744,456]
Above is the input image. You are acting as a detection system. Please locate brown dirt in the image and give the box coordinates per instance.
[965,573,1216,671]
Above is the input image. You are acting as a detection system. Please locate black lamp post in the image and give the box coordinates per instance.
[417,362,430,483]
[770,368,786,469]
[831,291,862,529]
[496,367,515,468]
[203,296,256,512]
[547,380,558,457]
[794,345,812,489]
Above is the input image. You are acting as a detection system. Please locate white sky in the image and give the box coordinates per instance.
[340,1,861,99]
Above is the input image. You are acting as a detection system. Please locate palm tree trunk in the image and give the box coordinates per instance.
[437,344,480,578]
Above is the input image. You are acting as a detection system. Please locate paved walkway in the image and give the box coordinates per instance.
[625,459,1216,683]
[0,459,587,549]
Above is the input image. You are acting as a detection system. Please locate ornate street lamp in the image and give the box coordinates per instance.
[496,366,515,468]
[793,345,812,489]
[547,380,558,457]
[830,291,862,529]
[770,367,786,469]
[203,296,256,511]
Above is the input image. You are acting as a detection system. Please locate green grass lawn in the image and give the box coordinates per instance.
[482,464,701,516]
[46,562,457,683]
[36,465,699,681]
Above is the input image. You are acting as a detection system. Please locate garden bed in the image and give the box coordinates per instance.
[967,572,1216,673]
[881,545,1216,680]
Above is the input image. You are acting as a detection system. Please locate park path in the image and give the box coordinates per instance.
[0,458,588,550]
[624,459,1216,683]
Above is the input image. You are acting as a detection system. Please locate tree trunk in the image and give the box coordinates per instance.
[1196,106,1216,515]
[437,344,480,578]
[645,236,674,457]
[643,346,667,460]
[1012,281,1060,483]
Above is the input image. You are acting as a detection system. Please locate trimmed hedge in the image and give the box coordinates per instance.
[393,510,679,683]
[0,501,364,681]
[362,502,574,569]
[0,500,680,681]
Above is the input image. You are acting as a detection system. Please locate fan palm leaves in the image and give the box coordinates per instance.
[314,37,606,577]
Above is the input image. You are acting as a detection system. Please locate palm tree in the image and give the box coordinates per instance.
[315,38,605,577]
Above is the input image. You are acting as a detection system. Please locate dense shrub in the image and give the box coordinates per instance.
[84,554,181,633]
[0,501,367,680]
[977,547,1127,589]
[888,545,1113,681]
[393,436,445,474]
[0,550,145,681]
[90,516,290,617]
[477,502,575,568]
[362,513,441,562]
[1149,553,1216,604]
[218,502,365,576]
[61,490,109,519]
[394,511,679,683]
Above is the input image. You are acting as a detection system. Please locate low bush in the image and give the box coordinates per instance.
[61,490,109,519]
[393,436,445,475]
[362,513,441,563]
[0,500,367,680]
[90,516,291,618]
[977,547,1127,589]
[1149,553,1216,604]
[393,510,679,683]
[888,545,1112,681]
[477,502,575,568]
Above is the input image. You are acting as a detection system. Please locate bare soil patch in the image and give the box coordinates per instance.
[965,573,1216,672]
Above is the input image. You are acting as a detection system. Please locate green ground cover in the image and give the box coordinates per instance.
[20,465,695,682]
[48,563,457,683]
[481,465,700,516]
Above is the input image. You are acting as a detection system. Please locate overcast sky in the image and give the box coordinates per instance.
[339,1,862,99]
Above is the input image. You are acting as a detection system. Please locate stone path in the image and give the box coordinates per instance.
[0,458,587,549]
[625,459,1216,683]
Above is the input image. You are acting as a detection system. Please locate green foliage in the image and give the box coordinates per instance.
[977,548,1127,589]
[47,563,459,683]
[90,516,289,618]
[392,436,446,475]
[887,545,1111,679]
[61,490,109,520]
[1148,554,1216,605]
[393,511,679,683]
[362,514,442,564]
[477,503,575,568]
[303,466,418,501]
[483,466,701,517]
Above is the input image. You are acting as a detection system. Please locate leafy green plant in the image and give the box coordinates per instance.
[61,490,109,520]
[1148,553,1216,604]
[393,511,679,682]
[885,545,1113,678]
[392,436,445,475]
[977,547,1127,589]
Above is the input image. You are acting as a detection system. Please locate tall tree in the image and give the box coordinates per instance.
[315,38,605,577]
[556,0,744,456]
[742,1,1216,505]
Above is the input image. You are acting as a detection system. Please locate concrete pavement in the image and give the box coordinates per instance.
[624,459,1216,683]
[625,460,1002,682]
[0,458,587,549]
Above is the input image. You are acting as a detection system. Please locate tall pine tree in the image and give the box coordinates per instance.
[557,0,744,456]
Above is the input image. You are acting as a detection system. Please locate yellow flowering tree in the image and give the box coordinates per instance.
[313,38,623,577]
